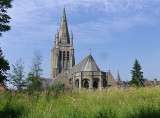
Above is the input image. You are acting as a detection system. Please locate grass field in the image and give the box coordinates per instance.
[0,87,160,118]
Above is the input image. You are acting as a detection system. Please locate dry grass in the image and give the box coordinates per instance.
[0,87,160,118]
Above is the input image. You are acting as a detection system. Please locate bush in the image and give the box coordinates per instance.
[50,82,64,98]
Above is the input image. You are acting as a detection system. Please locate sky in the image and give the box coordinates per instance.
[1,0,160,81]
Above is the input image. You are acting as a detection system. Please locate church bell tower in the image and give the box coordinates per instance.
[51,8,75,79]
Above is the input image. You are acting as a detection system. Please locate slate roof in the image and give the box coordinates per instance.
[67,54,100,79]
[41,78,54,88]
[107,71,117,86]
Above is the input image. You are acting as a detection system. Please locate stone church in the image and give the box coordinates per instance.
[42,8,117,89]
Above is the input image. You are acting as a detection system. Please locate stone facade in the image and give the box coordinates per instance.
[72,71,107,89]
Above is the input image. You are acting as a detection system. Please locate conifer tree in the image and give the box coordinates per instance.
[0,48,10,83]
[0,0,13,37]
[9,58,26,90]
[130,59,144,87]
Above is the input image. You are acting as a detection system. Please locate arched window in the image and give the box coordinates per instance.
[93,81,98,88]
[63,51,65,60]
[82,79,89,89]
[67,51,69,61]
[93,78,99,89]
[59,51,62,60]
[59,68,61,73]
[84,80,89,89]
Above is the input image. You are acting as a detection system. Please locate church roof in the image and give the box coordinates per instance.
[41,78,54,88]
[67,54,100,78]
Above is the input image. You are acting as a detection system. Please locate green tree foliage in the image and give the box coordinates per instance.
[130,59,144,87]
[26,50,43,92]
[0,0,13,37]
[0,48,10,83]
[31,50,43,78]
[9,58,26,90]
[26,73,42,92]
[0,0,13,86]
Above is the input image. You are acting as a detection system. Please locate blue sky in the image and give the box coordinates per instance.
[1,0,160,81]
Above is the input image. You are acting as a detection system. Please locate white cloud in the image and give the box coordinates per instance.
[1,0,160,80]
[2,0,160,47]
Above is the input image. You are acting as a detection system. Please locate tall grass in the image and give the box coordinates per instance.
[1,87,160,118]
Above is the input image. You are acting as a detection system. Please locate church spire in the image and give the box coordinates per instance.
[59,8,70,44]
[117,70,121,83]
[60,8,67,27]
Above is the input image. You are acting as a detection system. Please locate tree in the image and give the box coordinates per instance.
[31,50,43,78]
[0,0,13,86]
[130,59,144,87]
[9,58,26,90]
[0,0,13,37]
[26,50,43,92]
[0,48,10,83]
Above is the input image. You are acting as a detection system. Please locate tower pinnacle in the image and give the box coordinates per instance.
[70,30,73,46]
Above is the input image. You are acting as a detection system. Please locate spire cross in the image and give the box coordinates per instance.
[89,48,92,55]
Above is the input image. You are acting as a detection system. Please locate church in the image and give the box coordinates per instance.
[42,8,117,89]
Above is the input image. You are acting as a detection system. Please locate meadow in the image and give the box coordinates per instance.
[0,87,160,118]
